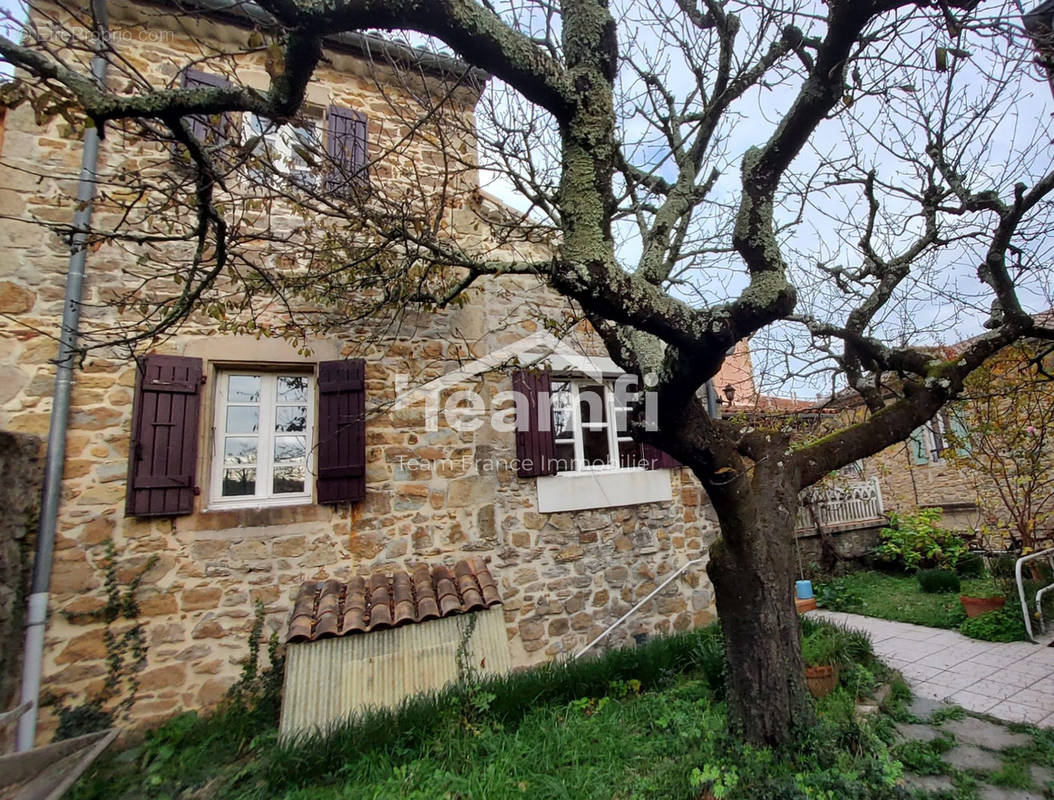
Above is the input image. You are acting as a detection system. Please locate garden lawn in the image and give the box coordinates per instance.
[817,571,1002,629]
[69,621,915,800]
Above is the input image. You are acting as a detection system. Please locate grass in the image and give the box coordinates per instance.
[70,620,913,800]
[816,571,1002,629]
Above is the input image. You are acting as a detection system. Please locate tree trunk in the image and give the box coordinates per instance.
[706,470,815,746]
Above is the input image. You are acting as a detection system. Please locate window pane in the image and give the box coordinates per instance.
[228,375,261,403]
[277,376,309,404]
[551,381,573,438]
[554,441,575,472]
[224,436,258,465]
[582,427,610,467]
[578,384,607,425]
[619,440,643,468]
[226,405,259,434]
[275,406,307,432]
[222,468,256,496]
[273,465,306,494]
[274,435,306,463]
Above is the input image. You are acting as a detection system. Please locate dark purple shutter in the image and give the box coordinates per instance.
[182,70,230,142]
[513,370,557,478]
[125,355,203,517]
[642,443,681,469]
[316,359,366,504]
[326,106,368,193]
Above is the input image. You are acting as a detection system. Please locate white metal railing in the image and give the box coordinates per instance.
[795,477,884,531]
[572,557,707,660]
[1015,547,1054,643]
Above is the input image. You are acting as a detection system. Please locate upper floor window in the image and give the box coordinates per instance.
[178,72,368,191]
[549,379,645,473]
[910,410,968,465]
[244,112,322,187]
[211,371,314,508]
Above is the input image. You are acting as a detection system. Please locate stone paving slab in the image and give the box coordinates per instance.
[811,611,1054,728]
[895,722,946,742]
[901,773,954,794]
[939,717,1034,750]
[977,786,1046,800]
[943,743,1004,772]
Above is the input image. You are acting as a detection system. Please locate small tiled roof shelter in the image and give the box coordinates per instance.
[279,558,508,739]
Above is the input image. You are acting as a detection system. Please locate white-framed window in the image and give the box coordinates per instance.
[210,371,314,508]
[243,112,322,187]
[550,379,643,473]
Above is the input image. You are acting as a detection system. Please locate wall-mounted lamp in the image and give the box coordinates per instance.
[723,384,736,406]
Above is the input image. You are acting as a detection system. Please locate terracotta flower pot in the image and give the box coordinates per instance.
[804,664,840,699]
[960,595,1006,618]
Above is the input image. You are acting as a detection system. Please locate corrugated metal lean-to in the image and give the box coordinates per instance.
[279,606,510,739]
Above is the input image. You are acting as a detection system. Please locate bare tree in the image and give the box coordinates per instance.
[946,339,1054,553]
[3,0,1054,745]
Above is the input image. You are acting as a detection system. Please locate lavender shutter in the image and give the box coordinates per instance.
[641,443,682,469]
[182,70,230,143]
[316,359,366,504]
[125,355,203,517]
[325,106,368,193]
[513,369,557,478]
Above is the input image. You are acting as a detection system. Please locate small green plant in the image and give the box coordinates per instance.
[800,618,873,669]
[928,704,965,724]
[839,662,877,699]
[815,577,862,611]
[51,540,157,741]
[959,605,1028,642]
[891,736,953,775]
[690,627,726,695]
[873,508,969,571]
[226,600,285,715]
[916,568,961,594]
[989,758,1032,789]
[690,762,740,798]
[801,627,847,667]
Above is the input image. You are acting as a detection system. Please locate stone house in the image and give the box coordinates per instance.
[0,0,748,741]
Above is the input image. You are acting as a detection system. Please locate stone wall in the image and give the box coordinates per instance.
[0,431,43,727]
[794,523,883,576]
[0,5,725,741]
[859,440,982,533]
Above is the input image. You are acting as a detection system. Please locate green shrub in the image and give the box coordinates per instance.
[959,605,1028,642]
[916,568,961,594]
[814,578,862,611]
[873,509,969,571]
[956,552,986,577]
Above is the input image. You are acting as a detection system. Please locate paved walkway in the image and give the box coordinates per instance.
[895,697,1053,799]
[811,610,1054,727]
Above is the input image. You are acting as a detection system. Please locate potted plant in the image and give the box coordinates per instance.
[960,554,1011,618]
[959,594,1006,618]
[801,629,842,699]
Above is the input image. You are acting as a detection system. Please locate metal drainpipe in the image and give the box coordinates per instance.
[16,0,109,752]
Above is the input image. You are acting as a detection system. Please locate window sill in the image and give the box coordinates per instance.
[206,496,313,513]
[536,469,673,513]
[189,500,328,531]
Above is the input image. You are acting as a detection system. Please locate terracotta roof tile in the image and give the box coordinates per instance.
[285,558,502,643]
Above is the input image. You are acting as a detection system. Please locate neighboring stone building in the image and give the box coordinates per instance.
[0,0,748,740]
[856,423,981,534]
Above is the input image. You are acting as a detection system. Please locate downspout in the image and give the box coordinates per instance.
[16,0,108,752]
